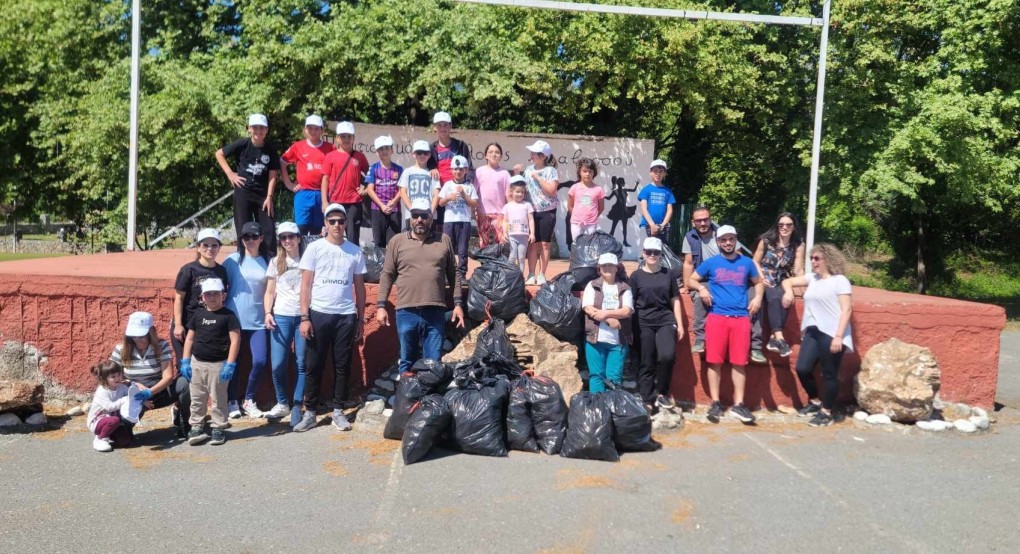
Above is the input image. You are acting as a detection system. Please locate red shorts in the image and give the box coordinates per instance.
[705,313,751,366]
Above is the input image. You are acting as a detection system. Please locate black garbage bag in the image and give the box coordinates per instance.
[560,392,619,462]
[362,245,386,284]
[512,373,568,455]
[568,231,624,271]
[467,256,528,323]
[401,394,453,465]
[529,275,583,343]
[383,358,452,440]
[444,378,511,457]
[604,385,661,452]
[469,242,510,260]
[506,379,539,453]
[451,352,524,387]
[474,318,516,360]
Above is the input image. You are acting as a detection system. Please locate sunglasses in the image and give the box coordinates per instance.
[693,218,711,224]
[811,255,825,261]
[326,218,347,226]
[198,242,220,250]
[241,235,261,241]
[778,222,794,228]
[410,212,431,221]
[643,250,661,256]
[279,234,299,241]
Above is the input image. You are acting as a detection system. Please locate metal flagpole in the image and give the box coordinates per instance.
[126,0,141,250]
[805,0,831,254]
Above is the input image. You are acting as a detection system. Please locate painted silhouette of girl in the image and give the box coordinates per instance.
[607,176,638,247]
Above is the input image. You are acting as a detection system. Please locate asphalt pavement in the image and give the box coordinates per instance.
[2,333,1018,553]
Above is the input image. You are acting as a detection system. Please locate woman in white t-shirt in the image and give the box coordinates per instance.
[264,222,307,426]
[782,243,853,427]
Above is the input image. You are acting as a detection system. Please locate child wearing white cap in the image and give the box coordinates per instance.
[581,253,634,392]
[436,155,479,280]
[321,121,370,245]
[280,115,336,235]
[426,111,472,227]
[397,140,441,230]
[523,140,559,286]
[215,114,280,251]
[364,136,404,248]
[638,159,676,244]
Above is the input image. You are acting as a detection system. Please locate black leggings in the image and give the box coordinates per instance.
[232,187,276,251]
[795,326,845,409]
[341,202,364,246]
[637,323,677,404]
[763,285,789,332]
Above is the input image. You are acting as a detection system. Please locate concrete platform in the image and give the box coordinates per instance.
[0,249,1007,407]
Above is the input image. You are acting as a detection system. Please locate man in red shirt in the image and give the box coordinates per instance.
[281,115,335,235]
[320,121,370,245]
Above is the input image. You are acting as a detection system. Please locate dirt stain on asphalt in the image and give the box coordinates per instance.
[323,460,349,476]
[671,499,695,524]
[728,453,750,462]
[340,437,400,465]
[124,448,213,470]
[555,469,618,491]
[538,521,596,553]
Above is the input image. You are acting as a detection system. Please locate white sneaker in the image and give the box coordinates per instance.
[332,409,352,431]
[536,274,547,285]
[525,275,537,286]
[264,403,290,419]
[242,399,264,418]
[92,436,113,452]
[228,400,242,419]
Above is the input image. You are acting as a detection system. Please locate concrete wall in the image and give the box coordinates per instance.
[0,272,1006,408]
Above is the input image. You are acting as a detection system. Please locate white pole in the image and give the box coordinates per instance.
[455,0,823,26]
[126,0,141,250]
[805,0,831,254]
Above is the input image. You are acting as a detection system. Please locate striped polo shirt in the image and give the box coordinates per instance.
[111,340,173,387]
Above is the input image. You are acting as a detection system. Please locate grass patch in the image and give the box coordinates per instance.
[0,252,67,262]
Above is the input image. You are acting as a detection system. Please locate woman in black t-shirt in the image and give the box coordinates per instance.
[630,237,685,413]
[172,228,229,363]
[214,113,280,251]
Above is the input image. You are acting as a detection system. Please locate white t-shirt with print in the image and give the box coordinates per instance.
[266,255,303,317]
[298,239,366,315]
[582,282,634,345]
[438,181,478,223]
[801,272,854,351]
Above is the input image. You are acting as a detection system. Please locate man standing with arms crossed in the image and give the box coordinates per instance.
[294,203,366,433]
[376,198,465,374]
[687,225,764,424]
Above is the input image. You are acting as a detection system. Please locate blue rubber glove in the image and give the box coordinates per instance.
[133,389,152,402]
[179,358,192,382]
[219,361,237,383]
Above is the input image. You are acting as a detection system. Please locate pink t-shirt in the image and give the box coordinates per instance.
[475,165,510,215]
[569,182,605,225]
[501,201,534,236]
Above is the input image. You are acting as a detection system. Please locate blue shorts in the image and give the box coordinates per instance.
[294,190,323,229]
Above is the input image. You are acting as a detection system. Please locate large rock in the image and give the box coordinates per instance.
[443,313,581,401]
[855,338,941,423]
[0,379,45,412]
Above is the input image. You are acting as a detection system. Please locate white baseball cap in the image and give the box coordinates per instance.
[125,311,153,337]
[716,225,738,238]
[410,198,433,213]
[509,175,526,185]
[276,221,300,236]
[650,159,668,170]
[323,203,347,217]
[196,228,221,244]
[597,253,619,266]
[412,140,431,153]
[304,115,324,127]
[433,111,452,124]
[642,237,663,251]
[248,113,268,127]
[374,135,394,150]
[526,140,552,156]
[450,155,469,169]
[201,278,225,294]
[336,121,355,135]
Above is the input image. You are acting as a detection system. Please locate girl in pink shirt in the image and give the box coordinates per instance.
[474,143,511,247]
[567,157,605,238]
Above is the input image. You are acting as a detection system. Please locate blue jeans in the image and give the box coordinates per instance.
[230,329,268,402]
[269,314,307,406]
[585,342,628,393]
[396,307,447,374]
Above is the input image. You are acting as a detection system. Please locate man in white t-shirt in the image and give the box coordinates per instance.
[294,203,366,433]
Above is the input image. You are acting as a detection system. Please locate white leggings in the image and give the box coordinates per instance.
[508,234,529,274]
[571,223,598,238]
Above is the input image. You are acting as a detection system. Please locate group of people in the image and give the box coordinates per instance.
[84,113,855,452]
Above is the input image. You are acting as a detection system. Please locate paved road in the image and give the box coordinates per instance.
[2,333,1018,553]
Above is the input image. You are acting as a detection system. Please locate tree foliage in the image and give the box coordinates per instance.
[1,0,1017,289]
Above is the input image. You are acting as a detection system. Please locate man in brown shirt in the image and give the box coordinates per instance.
[377,198,465,373]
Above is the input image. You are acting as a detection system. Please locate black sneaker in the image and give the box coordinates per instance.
[750,350,767,364]
[776,339,792,358]
[655,394,676,411]
[765,338,781,353]
[808,411,834,427]
[188,426,209,446]
[209,428,226,445]
[707,401,724,423]
[692,340,705,354]
[797,402,822,417]
[731,403,756,424]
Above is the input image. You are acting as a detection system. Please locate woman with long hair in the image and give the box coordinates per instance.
[263,222,308,426]
[223,221,271,419]
[753,212,805,357]
[782,243,853,427]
